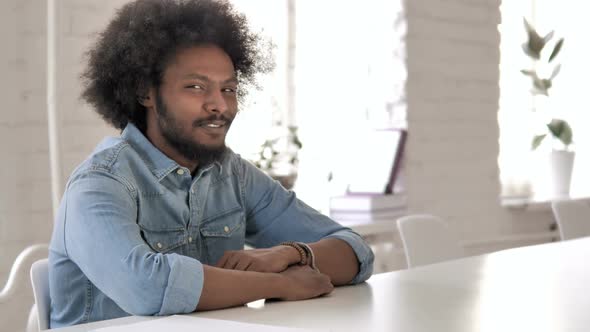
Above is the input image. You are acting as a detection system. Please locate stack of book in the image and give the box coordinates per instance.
[328,194,407,226]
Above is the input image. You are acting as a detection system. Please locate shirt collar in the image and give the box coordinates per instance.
[121,123,223,181]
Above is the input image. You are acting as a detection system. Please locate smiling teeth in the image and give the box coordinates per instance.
[206,124,222,128]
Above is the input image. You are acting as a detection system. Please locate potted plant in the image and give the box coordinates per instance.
[521,18,574,197]
[251,124,302,190]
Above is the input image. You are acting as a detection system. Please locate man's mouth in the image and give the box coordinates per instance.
[196,119,231,134]
[200,120,227,128]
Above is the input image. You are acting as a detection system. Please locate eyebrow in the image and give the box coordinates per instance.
[182,73,238,84]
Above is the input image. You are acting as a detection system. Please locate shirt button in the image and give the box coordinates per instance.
[177,169,185,175]
[156,242,163,249]
[224,226,230,233]
[188,237,193,243]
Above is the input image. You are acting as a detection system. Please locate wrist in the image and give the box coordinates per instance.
[298,242,318,271]
[279,242,308,266]
[278,244,302,266]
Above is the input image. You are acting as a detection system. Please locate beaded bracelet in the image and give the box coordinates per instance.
[297,242,318,271]
[280,241,308,266]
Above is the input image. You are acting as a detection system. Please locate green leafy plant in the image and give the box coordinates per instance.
[521,18,572,150]
[251,125,302,190]
[252,125,302,174]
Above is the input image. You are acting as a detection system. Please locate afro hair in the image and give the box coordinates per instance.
[81,0,272,131]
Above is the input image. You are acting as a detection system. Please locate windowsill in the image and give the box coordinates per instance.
[501,194,590,211]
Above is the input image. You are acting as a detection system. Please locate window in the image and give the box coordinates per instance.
[227,1,407,211]
[225,0,289,157]
[499,1,590,200]
[294,0,406,211]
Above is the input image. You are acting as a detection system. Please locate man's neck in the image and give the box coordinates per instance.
[144,125,199,173]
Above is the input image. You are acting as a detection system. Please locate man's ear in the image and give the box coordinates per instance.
[137,88,156,108]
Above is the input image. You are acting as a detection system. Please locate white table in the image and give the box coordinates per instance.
[54,237,590,332]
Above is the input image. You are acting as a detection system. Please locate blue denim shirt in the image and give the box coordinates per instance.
[48,124,374,328]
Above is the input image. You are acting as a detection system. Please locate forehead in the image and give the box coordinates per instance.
[164,45,236,80]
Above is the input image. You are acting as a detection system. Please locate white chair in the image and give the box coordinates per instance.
[30,259,50,331]
[396,215,465,268]
[551,199,590,240]
[0,244,49,331]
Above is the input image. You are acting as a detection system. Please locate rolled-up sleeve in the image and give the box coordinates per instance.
[323,230,374,284]
[239,158,374,284]
[64,170,203,315]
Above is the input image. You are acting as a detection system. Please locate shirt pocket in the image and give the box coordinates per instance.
[200,205,246,264]
[138,224,187,254]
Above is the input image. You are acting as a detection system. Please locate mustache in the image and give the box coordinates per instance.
[193,114,233,127]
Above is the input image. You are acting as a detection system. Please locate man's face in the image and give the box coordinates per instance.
[147,45,239,166]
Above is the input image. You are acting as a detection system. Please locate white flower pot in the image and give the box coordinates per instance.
[550,150,575,198]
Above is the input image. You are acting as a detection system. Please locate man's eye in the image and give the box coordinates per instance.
[188,85,203,90]
[222,88,237,93]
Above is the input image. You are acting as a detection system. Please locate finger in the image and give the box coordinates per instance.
[321,275,335,294]
[215,251,232,268]
[234,258,252,271]
[224,253,243,270]
[245,262,258,272]
[321,284,335,296]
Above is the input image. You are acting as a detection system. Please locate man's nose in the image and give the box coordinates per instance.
[204,89,228,113]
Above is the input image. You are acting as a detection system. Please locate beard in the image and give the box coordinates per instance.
[154,91,230,167]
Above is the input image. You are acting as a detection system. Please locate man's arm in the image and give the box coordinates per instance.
[218,156,375,285]
[216,238,359,286]
[64,171,332,316]
[308,238,359,286]
[197,265,332,311]
[65,171,202,315]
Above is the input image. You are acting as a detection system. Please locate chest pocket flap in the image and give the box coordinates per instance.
[200,205,244,238]
[138,223,186,253]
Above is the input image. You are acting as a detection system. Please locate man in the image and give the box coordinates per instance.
[48,0,374,328]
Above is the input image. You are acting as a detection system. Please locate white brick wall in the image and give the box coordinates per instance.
[0,1,124,331]
[405,0,555,253]
[0,1,51,331]
[55,0,124,184]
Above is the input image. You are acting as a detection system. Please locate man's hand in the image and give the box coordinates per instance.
[197,263,333,311]
[215,246,300,273]
[278,265,334,301]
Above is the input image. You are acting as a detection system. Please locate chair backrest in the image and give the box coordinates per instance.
[551,199,590,241]
[397,215,465,268]
[30,259,50,331]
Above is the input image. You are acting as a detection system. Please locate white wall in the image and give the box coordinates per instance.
[404,0,555,256]
[0,1,51,331]
[54,0,123,187]
[0,1,122,331]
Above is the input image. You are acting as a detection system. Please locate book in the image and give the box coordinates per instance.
[329,194,407,212]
